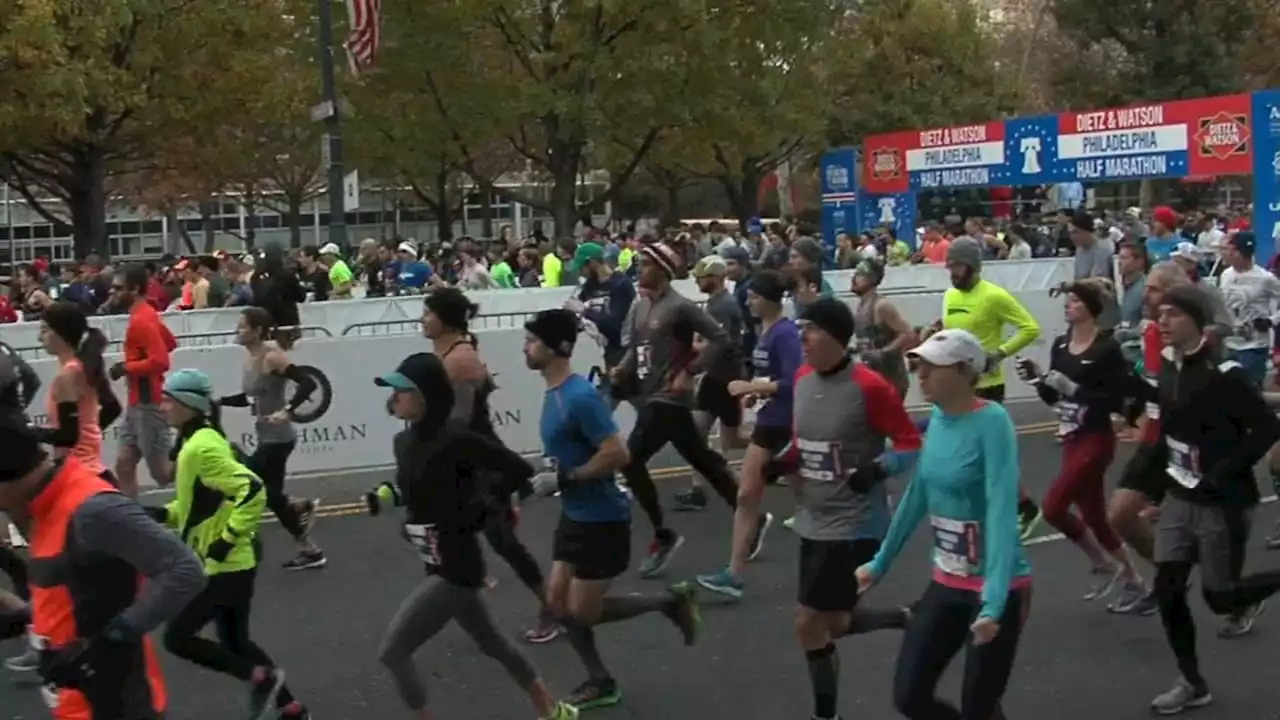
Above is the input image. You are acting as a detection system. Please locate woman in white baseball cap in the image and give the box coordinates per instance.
[856,328,1030,720]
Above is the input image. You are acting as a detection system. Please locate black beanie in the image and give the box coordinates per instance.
[749,270,787,303]
[423,288,478,332]
[798,298,855,346]
[525,309,578,357]
[1161,284,1210,329]
[0,419,47,483]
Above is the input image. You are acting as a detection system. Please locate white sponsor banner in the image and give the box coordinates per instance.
[20,288,1066,487]
[1058,124,1188,160]
[0,259,1074,349]
[906,141,1007,172]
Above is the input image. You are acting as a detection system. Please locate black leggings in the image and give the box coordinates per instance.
[164,568,295,706]
[248,442,305,541]
[893,582,1026,720]
[483,498,544,596]
[621,402,738,538]
[0,545,28,602]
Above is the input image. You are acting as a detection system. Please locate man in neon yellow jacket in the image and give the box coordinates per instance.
[150,368,313,720]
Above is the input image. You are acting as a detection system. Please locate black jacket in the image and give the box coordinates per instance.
[1036,331,1127,436]
[1138,342,1280,507]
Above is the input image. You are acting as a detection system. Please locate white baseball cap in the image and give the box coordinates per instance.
[907,329,985,369]
[1170,242,1202,263]
[319,242,341,256]
[396,240,418,257]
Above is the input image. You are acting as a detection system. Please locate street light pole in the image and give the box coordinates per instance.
[316,0,348,249]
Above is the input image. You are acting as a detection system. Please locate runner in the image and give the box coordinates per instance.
[1014,278,1140,601]
[609,242,741,577]
[371,352,578,720]
[0,418,207,720]
[0,347,41,672]
[564,241,636,404]
[771,298,919,720]
[1134,284,1280,714]
[1107,261,1189,616]
[149,369,311,720]
[218,307,326,571]
[788,238,834,315]
[422,288,556,642]
[696,270,799,598]
[0,340,41,411]
[109,263,177,498]
[675,255,748,512]
[858,328,1030,720]
[939,238,1043,541]
[523,309,701,711]
[850,258,916,400]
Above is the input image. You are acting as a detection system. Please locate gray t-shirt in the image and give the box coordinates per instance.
[704,290,743,347]
[1074,241,1113,280]
[621,288,731,403]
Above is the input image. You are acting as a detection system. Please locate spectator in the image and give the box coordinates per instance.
[455,241,497,290]
[298,245,332,301]
[319,242,355,298]
[393,240,433,292]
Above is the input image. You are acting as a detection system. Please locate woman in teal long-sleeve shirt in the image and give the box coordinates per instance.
[855,328,1029,720]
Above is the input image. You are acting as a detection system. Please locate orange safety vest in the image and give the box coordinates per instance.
[28,458,167,719]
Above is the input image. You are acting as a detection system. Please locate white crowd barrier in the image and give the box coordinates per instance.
[19,284,1068,488]
[0,259,1073,350]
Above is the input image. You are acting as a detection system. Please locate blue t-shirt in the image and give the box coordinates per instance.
[540,374,630,523]
[398,261,433,289]
[751,318,803,427]
[1144,235,1180,264]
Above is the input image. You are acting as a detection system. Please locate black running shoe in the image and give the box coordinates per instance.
[249,667,286,720]
[282,549,327,571]
[565,677,622,710]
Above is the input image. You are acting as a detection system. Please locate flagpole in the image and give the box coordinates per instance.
[316,0,348,250]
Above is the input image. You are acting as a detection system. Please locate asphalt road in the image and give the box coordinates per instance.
[5,404,1280,720]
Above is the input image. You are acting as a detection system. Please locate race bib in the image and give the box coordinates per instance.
[636,344,653,380]
[797,438,842,483]
[403,523,441,566]
[751,347,770,376]
[931,516,980,577]
[41,684,59,710]
[1055,401,1082,437]
[1165,437,1202,489]
[1144,401,1160,421]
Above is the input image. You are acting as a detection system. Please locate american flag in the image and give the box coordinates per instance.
[343,0,381,74]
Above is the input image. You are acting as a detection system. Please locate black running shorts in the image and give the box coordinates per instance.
[695,377,743,429]
[1117,441,1165,503]
[797,537,881,613]
[552,517,630,581]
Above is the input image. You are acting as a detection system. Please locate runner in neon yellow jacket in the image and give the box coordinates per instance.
[155,369,265,576]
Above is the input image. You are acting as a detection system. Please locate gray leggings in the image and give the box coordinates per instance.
[378,575,538,710]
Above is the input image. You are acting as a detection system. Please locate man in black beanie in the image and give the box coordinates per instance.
[0,420,205,716]
[523,309,701,709]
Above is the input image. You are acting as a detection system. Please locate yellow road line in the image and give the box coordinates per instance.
[260,421,1059,524]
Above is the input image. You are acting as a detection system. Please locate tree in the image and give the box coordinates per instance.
[826,0,1020,144]
[0,0,294,257]
[1050,0,1261,103]
[633,0,836,228]
[368,0,759,238]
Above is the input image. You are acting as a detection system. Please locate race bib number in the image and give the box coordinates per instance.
[797,438,842,483]
[1144,401,1160,420]
[636,344,653,380]
[1165,437,1202,489]
[931,516,980,577]
[1055,401,1082,437]
[404,523,441,566]
[751,348,770,376]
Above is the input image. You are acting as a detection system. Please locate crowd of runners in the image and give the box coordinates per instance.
[1,220,1280,719]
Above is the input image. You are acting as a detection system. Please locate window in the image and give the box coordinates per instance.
[181,218,203,233]
[222,202,239,216]
[356,212,380,225]
[13,225,30,240]
[141,220,163,235]
[142,235,164,253]
[118,221,141,235]
[31,224,51,239]
[260,215,282,229]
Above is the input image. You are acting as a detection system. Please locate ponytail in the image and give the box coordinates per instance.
[76,328,109,389]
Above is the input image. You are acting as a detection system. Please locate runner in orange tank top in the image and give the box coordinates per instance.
[34,304,122,485]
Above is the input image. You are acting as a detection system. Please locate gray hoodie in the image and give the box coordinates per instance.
[619,287,732,404]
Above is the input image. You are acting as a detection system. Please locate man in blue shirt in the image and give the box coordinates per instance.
[393,240,433,292]
[523,309,700,712]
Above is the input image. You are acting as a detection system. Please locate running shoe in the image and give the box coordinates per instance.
[249,667,287,720]
[3,646,38,673]
[1265,520,1280,550]
[1150,678,1212,715]
[782,515,796,531]
[1083,565,1122,601]
[565,678,622,711]
[1017,508,1043,543]
[544,700,580,719]
[282,549,327,571]
[665,581,702,645]
[278,701,311,719]
[1106,581,1158,615]
[296,499,320,541]
[695,568,744,601]
[639,532,684,578]
[524,611,563,644]
[671,486,707,512]
[1218,600,1265,639]
[747,512,774,561]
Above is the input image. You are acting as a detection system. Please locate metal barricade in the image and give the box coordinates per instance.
[12,325,334,360]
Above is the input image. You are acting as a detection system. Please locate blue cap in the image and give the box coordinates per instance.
[163,369,213,414]
[746,217,764,234]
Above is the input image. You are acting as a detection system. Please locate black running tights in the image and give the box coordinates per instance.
[621,402,738,538]
[248,442,305,541]
[163,569,296,707]
[483,499,544,595]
